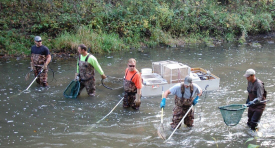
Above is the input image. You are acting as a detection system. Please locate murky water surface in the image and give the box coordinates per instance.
[1,39,275,147]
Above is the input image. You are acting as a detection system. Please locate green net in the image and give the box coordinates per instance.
[218,104,247,126]
[63,80,80,99]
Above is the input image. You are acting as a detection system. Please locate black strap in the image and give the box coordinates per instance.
[181,84,193,99]
[78,54,90,65]
[125,69,137,81]
[85,53,90,62]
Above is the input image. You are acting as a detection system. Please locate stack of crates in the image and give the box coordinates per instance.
[152,60,178,76]
[152,61,190,84]
[162,63,190,83]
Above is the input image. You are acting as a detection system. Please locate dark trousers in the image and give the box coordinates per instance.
[247,107,264,130]
[34,66,48,86]
[123,92,140,110]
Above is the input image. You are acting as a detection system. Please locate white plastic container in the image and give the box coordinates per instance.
[141,68,152,74]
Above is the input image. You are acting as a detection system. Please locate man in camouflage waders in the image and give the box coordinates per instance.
[244,69,267,131]
[160,76,202,129]
[31,36,51,87]
[123,58,142,110]
[76,44,106,96]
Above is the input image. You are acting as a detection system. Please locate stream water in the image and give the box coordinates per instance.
[0,38,275,148]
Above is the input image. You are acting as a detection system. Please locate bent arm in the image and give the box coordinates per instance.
[88,56,104,75]
[198,88,202,96]
[45,54,51,65]
[257,84,264,101]
[163,89,171,98]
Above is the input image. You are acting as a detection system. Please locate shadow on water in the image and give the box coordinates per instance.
[0,40,275,147]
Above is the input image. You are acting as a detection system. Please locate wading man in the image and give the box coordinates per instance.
[123,58,142,110]
[76,44,106,96]
[244,69,267,131]
[31,36,51,87]
[160,76,202,129]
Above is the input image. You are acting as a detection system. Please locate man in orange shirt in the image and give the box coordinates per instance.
[123,58,142,110]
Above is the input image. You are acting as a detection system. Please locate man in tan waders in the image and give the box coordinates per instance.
[244,69,267,131]
[30,36,51,87]
[123,58,142,110]
[160,76,202,129]
[76,44,106,96]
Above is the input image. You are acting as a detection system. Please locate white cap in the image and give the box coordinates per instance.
[184,76,192,85]
[243,69,255,77]
[34,36,42,42]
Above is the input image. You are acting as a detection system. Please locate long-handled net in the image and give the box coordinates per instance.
[218,104,247,126]
[63,80,80,99]
[101,76,123,90]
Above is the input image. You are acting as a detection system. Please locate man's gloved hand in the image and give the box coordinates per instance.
[193,96,199,105]
[134,94,141,107]
[253,98,259,104]
[160,98,166,108]
[247,98,259,107]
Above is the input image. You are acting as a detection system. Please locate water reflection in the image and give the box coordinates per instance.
[0,40,275,147]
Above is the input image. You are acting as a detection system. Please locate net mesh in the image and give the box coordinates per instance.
[218,104,247,126]
[63,80,80,99]
[101,76,123,90]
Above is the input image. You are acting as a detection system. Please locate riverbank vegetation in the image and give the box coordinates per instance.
[0,0,274,55]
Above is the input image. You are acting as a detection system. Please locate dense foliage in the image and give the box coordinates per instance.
[0,0,274,55]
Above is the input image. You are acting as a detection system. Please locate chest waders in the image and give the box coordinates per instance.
[247,79,267,130]
[31,54,48,86]
[171,84,194,129]
[78,54,96,96]
[123,70,139,109]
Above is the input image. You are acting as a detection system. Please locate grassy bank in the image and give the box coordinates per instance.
[0,0,274,55]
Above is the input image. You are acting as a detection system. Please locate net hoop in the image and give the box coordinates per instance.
[63,80,80,99]
[101,76,123,90]
[218,104,247,126]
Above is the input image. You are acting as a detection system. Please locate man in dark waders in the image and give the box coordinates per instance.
[123,58,142,110]
[31,36,51,87]
[76,44,106,96]
[160,76,202,129]
[244,69,267,131]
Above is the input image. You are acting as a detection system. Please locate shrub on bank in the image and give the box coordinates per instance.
[0,0,274,55]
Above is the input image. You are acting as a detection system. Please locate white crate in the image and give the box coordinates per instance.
[141,68,152,74]
[163,63,191,83]
[152,60,178,76]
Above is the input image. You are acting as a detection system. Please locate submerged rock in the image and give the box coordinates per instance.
[250,42,262,48]
[267,40,274,44]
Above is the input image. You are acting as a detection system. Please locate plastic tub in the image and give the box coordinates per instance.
[141,68,152,74]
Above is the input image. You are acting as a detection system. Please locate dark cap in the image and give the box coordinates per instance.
[184,76,192,85]
[34,36,42,42]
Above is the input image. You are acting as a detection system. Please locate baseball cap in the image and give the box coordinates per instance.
[34,36,42,42]
[243,69,255,77]
[184,76,192,85]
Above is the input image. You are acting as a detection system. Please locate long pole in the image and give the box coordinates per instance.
[84,97,124,132]
[25,68,44,91]
[164,105,193,143]
[96,97,124,123]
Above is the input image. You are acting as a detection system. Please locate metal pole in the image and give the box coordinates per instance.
[25,68,44,91]
[164,105,193,143]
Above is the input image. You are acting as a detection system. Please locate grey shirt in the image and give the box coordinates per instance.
[169,83,201,98]
[247,78,264,101]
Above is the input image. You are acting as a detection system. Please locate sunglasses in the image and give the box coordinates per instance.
[128,65,135,67]
[37,40,42,42]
